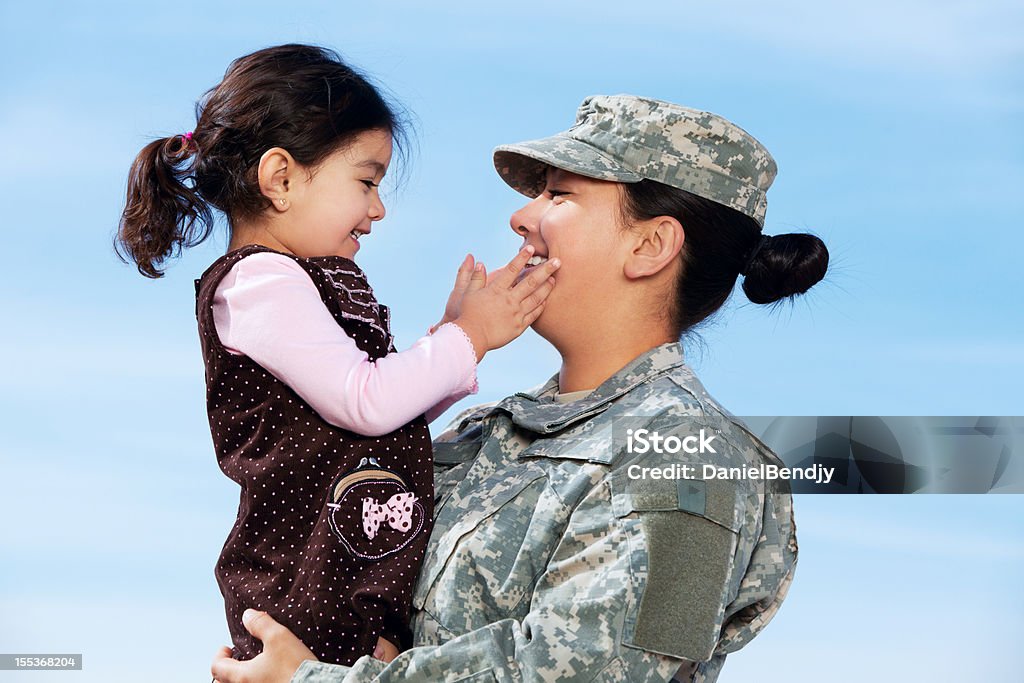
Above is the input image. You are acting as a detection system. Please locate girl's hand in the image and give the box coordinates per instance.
[430,254,477,334]
[211,609,316,683]
[452,246,560,361]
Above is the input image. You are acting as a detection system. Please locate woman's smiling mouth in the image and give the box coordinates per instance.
[518,253,550,282]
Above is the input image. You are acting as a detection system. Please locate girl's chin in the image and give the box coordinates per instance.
[335,245,358,259]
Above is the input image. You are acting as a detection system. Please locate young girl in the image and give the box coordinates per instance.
[116,44,560,667]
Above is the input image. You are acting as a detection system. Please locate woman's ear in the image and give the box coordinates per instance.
[624,216,684,279]
[257,147,298,212]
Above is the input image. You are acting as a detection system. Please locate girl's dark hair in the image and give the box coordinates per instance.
[620,180,829,335]
[117,44,406,278]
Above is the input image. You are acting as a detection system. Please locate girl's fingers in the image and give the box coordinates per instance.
[511,258,560,302]
[453,254,474,291]
[466,263,486,291]
[539,257,561,278]
[522,302,546,328]
[491,246,535,288]
[519,278,555,311]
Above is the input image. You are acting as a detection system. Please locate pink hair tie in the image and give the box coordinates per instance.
[178,131,195,156]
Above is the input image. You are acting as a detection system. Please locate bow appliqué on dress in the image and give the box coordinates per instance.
[362,492,418,540]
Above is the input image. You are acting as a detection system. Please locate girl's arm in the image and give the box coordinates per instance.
[214,252,478,436]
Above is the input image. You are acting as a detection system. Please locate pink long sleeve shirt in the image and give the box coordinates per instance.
[211,251,478,436]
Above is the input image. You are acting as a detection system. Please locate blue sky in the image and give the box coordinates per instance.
[0,1,1022,681]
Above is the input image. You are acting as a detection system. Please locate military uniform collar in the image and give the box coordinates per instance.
[487,342,686,435]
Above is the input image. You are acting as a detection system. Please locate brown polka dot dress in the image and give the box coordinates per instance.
[195,245,433,665]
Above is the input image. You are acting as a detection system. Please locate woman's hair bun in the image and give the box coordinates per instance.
[741,233,829,304]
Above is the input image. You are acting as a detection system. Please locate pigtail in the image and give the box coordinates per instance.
[116,133,213,278]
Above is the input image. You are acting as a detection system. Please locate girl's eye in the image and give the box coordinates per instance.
[361,179,379,189]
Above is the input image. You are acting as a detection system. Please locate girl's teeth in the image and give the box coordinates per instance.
[526,255,548,267]
[350,231,360,240]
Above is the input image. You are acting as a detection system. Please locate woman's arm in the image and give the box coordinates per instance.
[211,422,796,683]
[214,473,693,682]
[214,252,478,436]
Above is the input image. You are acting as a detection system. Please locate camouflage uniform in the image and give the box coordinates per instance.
[292,342,798,683]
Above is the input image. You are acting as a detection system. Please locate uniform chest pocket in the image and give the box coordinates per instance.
[414,463,566,632]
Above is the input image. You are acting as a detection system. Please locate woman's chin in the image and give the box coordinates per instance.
[529,308,569,348]
[529,305,553,332]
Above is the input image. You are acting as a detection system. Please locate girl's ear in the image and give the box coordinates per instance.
[623,216,685,279]
[257,147,298,212]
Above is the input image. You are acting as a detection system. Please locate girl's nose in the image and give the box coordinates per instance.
[369,193,386,221]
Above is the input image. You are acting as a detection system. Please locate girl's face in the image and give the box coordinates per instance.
[509,168,632,338]
[283,128,392,260]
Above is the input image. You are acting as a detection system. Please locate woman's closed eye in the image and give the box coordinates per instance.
[547,189,568,199]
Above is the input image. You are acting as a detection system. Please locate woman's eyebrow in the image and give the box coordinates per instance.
[547,168,575,184]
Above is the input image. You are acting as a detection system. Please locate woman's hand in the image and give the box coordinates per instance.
[210,610,400,682]
[211,609,316,683]
[451,246,560,361]
[373,636,399,663]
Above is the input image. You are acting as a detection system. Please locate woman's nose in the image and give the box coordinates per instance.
[510,198,540,236]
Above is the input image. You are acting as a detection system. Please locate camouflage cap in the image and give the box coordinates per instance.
[493,94,778,226]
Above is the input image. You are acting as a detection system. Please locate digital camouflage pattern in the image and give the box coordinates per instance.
[292,343,797,683]
[493,95,778,226]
